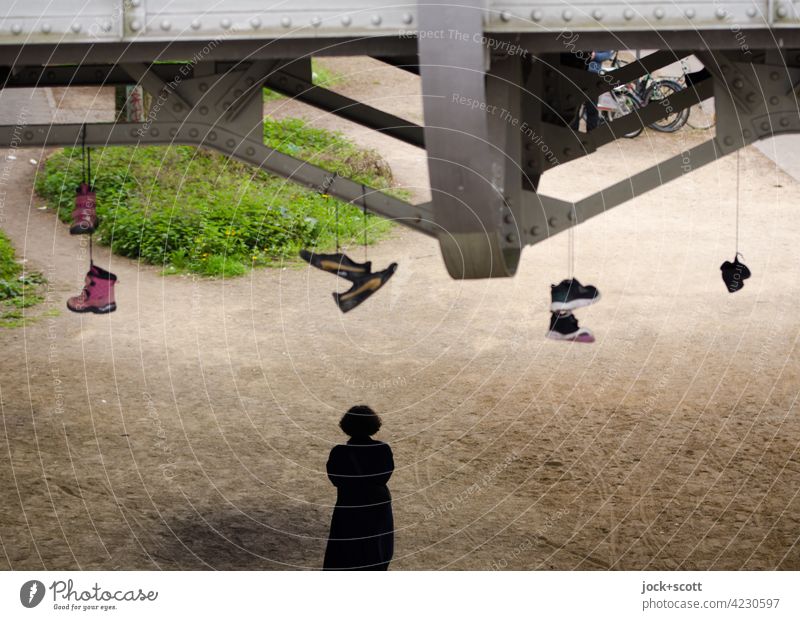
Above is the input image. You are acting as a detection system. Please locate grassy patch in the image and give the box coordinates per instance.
[35,117,395,277]
[0,230,47,328]
[311,59,344,88]
[263,58,344,101]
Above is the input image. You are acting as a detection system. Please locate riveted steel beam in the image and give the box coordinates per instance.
[120,63,193,116]
[698,50,800,153]
[264,70,425,148]
[0,38,420,66]
[527,139,721,243]
[0,1,794,47]
[0,121,435,237]
[419,0,526,279]
[216,60,279,122]
[0,60,426,147]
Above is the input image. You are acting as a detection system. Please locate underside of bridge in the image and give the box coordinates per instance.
[1,1,799,278]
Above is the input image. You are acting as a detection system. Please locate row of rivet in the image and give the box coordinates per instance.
[14,7,798,35]
[8,21,114,34]
[4,12,415,34]
[128,13,414,32]
[9,6,800,35]
[123,124,260,155]
[498,6,764,22]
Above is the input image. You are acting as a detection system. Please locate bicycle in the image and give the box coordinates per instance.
[595,86,645,138]
[605,52,690,133]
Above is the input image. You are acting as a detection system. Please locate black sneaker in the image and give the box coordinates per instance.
[333,263,398,313]
[299,249,371,281]
[550,278,600,312]
[546,311,595,343]
[720,256,751,293]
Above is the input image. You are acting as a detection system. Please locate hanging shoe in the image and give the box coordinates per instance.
[720,255,751,293]
[333,263,397,313]
[69,183,98,235]
[67,263,117,314]
[299,249,371,280]
[546,311,595,343]
[550,278,601,312]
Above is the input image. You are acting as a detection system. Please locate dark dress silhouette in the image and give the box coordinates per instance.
[323,437,394,570]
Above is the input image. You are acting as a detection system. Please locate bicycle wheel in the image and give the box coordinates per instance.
[646,79,690,132]
[687,98,716,130]
[603,92,643,139]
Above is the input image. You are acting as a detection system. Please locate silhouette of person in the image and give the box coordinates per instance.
[323,405,394,570]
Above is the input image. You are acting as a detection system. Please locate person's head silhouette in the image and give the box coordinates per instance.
[340,405,382,439]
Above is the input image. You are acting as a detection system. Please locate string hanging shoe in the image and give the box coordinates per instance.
[720,151,751,293]
[545,311,595,343]
[333,262,398,314]
[301,184,398,313]
[70,128,98,234]
[67,263,117,314]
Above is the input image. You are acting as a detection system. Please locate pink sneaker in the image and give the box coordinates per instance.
[69,183,98,235]
[67,263,117,314]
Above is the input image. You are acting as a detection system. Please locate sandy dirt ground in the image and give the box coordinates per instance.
[1,59,799,570]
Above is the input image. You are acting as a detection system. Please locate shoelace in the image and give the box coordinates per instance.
[80,280,95,300]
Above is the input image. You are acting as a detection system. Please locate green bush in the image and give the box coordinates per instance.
[0,230,22,300]
[35,117,396,277]
[0,230,46,326]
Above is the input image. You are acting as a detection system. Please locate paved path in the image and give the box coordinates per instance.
[0,87,55,125]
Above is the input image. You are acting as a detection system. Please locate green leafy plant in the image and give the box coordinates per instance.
[35,118,395,277]
[0,230,47,327]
